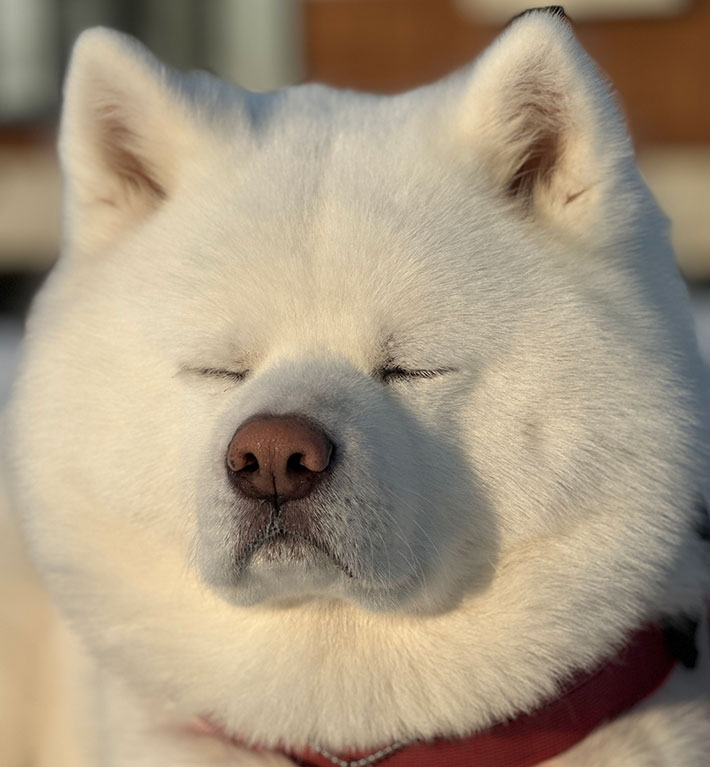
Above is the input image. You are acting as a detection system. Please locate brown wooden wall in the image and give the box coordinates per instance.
[304,0,710,146]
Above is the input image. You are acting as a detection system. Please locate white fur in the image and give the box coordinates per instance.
[2,11,709,766]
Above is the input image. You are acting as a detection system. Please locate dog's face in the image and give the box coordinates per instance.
[10,13,707,616]
[8,16,707,624]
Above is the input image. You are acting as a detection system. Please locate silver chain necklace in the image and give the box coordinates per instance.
[310,740,407,767]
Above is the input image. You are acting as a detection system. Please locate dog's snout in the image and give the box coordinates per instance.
[226,415,334,503]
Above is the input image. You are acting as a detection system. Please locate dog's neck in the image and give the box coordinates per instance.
[195,623,678,766]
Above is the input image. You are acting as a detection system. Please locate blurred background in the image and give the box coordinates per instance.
[1,0,710,402]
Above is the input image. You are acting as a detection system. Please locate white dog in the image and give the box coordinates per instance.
[2,6,709,766]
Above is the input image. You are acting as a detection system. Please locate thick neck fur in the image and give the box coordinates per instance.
[29,491,708,752]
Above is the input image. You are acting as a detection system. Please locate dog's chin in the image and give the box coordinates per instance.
[212,533,348,607]
[247,532,340,568]
[215,558,344,607]
[206,534,415,611]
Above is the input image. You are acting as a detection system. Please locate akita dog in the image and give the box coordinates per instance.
[2,6,709,766]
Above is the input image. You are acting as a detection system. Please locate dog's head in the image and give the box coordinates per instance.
[7,8,708,644]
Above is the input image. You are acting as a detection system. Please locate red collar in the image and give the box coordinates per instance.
[198,624,676,767]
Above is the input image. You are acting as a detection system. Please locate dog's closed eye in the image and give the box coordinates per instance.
[376,366,454,383]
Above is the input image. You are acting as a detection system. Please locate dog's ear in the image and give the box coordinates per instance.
[455,8,635,229]
[59,28,197,257]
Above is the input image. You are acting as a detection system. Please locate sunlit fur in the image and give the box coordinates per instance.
[2,11,709,766]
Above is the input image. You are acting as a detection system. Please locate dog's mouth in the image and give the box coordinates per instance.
[234,522,354,578]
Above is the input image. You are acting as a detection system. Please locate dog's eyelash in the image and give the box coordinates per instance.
[198,367,249,381]
[193,366,452,384]
[377,366,453,383]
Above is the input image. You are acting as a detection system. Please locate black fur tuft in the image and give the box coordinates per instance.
[695,498,710,542]
[662,615,699,669]
[510,6,568,24]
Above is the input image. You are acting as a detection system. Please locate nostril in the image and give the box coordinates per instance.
[227,451,259,473]
[241,453,259,472]
[286,453,309,473]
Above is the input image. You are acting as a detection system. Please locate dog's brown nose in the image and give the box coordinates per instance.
[226,415,334,503]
